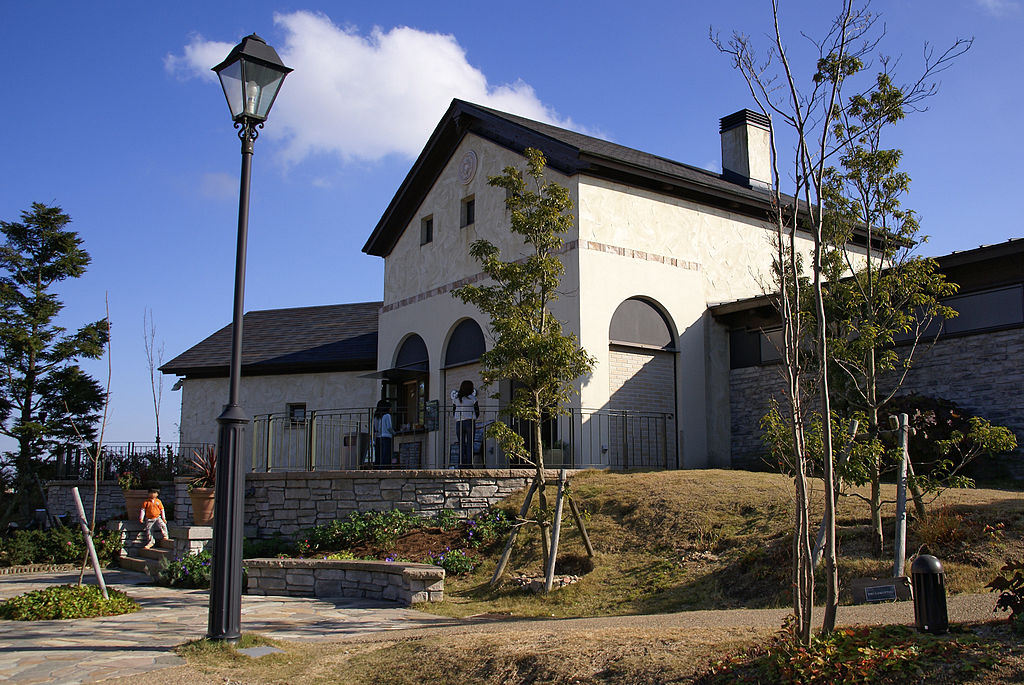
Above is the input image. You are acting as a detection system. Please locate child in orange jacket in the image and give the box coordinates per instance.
[139,488,172,549]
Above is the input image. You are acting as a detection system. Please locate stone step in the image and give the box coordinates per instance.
[118,555,159,577]
[139,544,173,562]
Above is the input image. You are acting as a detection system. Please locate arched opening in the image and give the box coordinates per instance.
[395,334,429,370]
[443,319,487,467]
[444,319,485,367]
[607,298,678,468]
[385,334,429,433]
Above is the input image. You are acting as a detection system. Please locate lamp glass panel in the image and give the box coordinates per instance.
[216,60,244,119]
[241,61,287,119]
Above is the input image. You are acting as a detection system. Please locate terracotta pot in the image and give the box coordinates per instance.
[189,487,215,526]
[122,489,148,520]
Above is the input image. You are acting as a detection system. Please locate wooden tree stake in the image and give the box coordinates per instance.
[71,487,108,599]
[489,477,539,587]
[567,496,594,557]
[543,470,567,592]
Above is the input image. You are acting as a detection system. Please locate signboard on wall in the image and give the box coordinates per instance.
[424,400,439,432]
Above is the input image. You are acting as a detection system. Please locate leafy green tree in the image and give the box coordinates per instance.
[0,203,107,518]
[453,148,595,575]
[822,68,966,556]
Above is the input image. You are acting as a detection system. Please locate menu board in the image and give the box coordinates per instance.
[424,399,439,431]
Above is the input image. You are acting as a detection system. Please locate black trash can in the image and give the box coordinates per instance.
[911,554,948,634]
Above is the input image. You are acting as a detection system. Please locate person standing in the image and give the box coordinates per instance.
[372,400,393,468]
[451,380,479,467]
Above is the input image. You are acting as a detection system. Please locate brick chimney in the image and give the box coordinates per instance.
[720,109,772,190]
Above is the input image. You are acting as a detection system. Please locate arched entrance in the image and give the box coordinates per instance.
[608,298,678,468]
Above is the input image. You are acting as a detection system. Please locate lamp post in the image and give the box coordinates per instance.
[208,34,291,643]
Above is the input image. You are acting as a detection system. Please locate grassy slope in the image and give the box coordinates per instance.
[430,469,1024,618]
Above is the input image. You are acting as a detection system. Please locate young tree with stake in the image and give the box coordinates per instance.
[454,148,595,582]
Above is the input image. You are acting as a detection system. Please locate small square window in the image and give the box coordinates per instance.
[287,402,307,426]
[461,196,475,227]
[420,216,433,245]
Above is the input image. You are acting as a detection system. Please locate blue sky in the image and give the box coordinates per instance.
[1,1,1020,446]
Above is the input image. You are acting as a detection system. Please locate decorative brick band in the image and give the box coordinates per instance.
[245,558,445,605]
[580,240,702,272]
[381,240,700,314]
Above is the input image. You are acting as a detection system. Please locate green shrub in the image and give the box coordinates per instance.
[988,558,1024,634]
[158,550,213,589]
[296,510,423,555]
[709,623,997,683]
[0,528,121,567]
[0,584,139,620]
[424,547,475,575]
[463,508,512,549]
[243,533,295,559]
[434,508,460,531]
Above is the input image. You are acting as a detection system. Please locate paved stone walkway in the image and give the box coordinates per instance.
[0,570,1004,684]
[0,570,461,684]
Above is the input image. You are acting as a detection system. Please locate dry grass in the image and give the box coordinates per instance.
[111,625,773,685]
[428,469,1024,618]
[114,470,1024,685]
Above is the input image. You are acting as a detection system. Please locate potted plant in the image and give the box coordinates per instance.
[118,471,148,520]
[187,447,217,526]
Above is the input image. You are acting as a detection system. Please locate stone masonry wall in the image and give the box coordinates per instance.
[246,469,548,537]
[246,558,445,604]
[729,365,785,470]
[729,327,1024,479]
[45,481,175,522]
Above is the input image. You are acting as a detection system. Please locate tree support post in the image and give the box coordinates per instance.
[893,413,910,578]
[71,487,107,599]
[543,470,567,592]
[490,478,539,587]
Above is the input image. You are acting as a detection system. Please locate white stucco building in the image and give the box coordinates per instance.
[160,100,918,472]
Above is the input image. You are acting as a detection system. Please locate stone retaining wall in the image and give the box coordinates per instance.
[246,469,551,537]
[44,481,175,523]
[49,469,551,540]
[245,558,445,604]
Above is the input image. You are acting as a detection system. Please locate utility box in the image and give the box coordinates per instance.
[911,554,948,634]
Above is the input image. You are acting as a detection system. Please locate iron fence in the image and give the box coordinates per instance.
[250,406,675,472]
[53,442,214,482]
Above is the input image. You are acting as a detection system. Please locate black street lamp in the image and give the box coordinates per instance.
[208,34,291,643]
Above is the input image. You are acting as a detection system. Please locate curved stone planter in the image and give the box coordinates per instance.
[245,558,445,605]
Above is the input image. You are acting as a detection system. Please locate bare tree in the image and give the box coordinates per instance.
[143,309,164,452]
[714,0,970,638]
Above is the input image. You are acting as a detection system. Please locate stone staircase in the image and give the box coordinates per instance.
[119,538,175,577]
[107,521,215,579]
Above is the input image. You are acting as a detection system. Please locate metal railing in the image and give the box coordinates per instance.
[52,442,214,481]
[250,406,675,472]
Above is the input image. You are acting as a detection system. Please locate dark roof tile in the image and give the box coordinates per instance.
[161,302,380,377]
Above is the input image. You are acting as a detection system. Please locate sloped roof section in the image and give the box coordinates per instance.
[161,302,381,378]
[362,99,780,258]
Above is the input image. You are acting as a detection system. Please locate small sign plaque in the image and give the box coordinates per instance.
[863,584,898,603]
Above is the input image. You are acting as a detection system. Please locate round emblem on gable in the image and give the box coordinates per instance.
[458,150,478,185]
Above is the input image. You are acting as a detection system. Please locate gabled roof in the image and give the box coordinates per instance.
[160,302,381,378]
[362,99,784,258]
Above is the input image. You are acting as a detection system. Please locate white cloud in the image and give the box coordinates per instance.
[166,11,588,165]
[199,172,238,200]
[165,36,234,83]
[974,0,1020,16]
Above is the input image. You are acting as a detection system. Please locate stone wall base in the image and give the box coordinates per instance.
[245,558,445,605]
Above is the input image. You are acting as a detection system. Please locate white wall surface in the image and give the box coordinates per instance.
[177,371,380,449]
